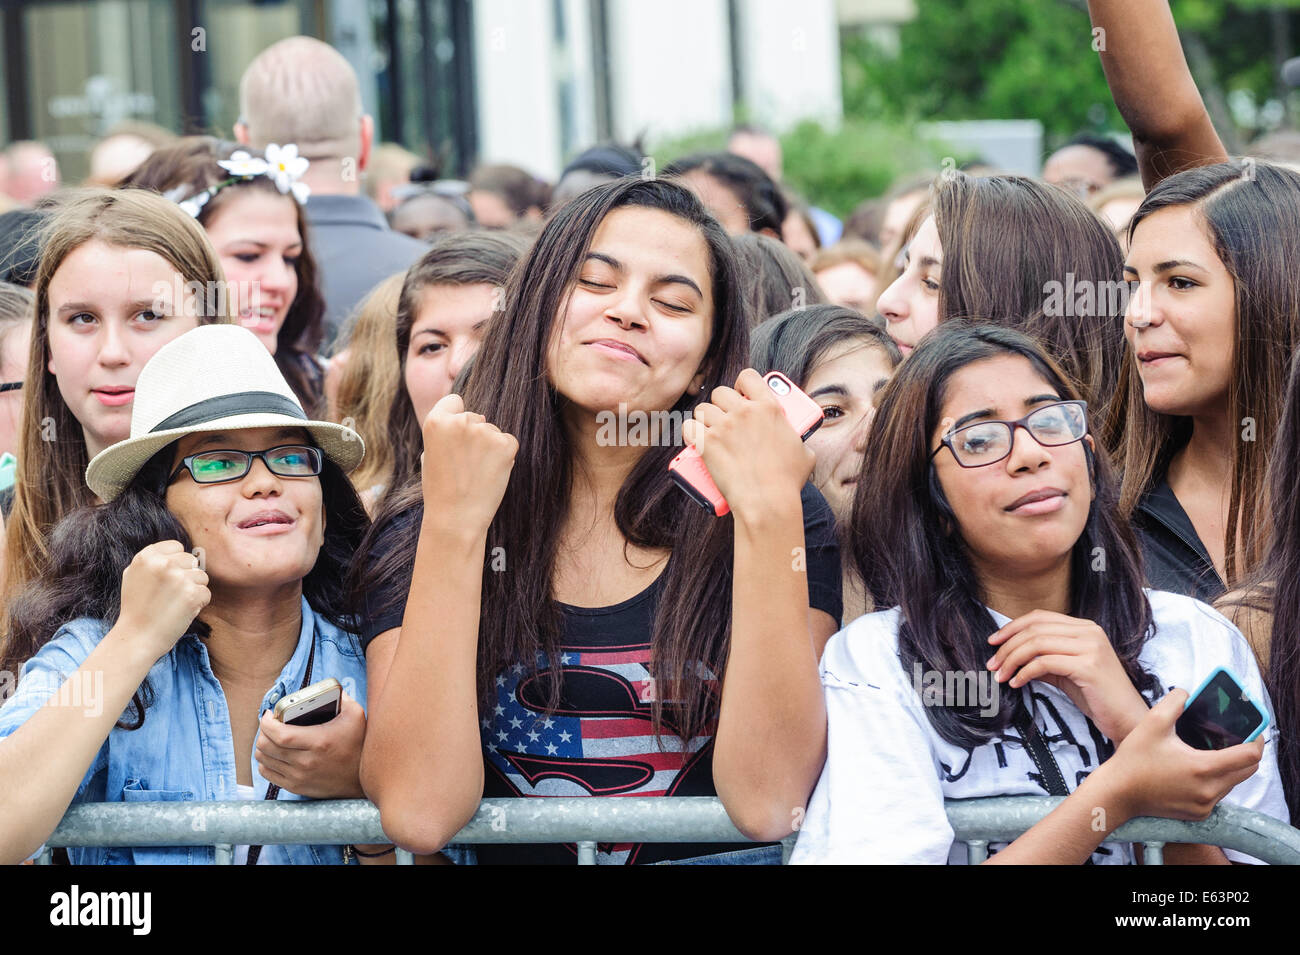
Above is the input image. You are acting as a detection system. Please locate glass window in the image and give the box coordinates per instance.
[0,14,9,143]
[367,0,476,175]
[6,0,475,182]
[22,0,181,182]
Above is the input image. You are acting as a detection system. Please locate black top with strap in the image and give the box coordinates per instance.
[1133,474,1225,604]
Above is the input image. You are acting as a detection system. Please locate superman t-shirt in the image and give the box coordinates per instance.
[359,482,842,864]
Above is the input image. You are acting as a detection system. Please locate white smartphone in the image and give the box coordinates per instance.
[273,678,342,726]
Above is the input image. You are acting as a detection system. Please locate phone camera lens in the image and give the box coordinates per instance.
[768,377,790,396]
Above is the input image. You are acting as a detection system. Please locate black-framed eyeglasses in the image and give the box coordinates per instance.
[0,381,21,393]
[168,445,323,485]
[930,400,1088,468]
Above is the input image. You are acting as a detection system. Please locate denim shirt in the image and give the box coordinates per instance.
[0,596,366,864]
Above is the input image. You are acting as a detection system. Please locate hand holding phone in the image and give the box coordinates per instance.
[669,370,822,517]
[1174,667,1270,751]
[258,686,367,799]
[1104,688,1265,824]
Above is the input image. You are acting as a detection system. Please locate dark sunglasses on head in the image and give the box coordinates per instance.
[931,400,1088,469]
[168,445,323,485]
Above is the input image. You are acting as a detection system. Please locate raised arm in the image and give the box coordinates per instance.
[0,541,209,864]
[1088,0,1228,189]
[686,369,832,840]
[719,505,837,840]
[359,394,517,854]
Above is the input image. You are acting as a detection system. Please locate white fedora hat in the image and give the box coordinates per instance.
[86,324,363,501]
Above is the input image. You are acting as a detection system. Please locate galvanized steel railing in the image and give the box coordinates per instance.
[34,795,1300,864]
[945,796,1300,864]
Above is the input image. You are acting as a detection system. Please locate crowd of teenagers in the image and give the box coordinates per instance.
[1,0,1299,865]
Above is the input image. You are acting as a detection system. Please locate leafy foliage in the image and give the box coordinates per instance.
[844,0,1300,150]
[650,118,956,219]
[844,0,1119,143]
[651,0,1300,216]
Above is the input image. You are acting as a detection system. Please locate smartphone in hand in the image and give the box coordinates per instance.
[1174,667,1269,751]
[273,678,342,726]
[668,371,823,517]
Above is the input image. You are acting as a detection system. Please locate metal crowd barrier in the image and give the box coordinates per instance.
[945,796,1300,864]
[34,795,1300,864]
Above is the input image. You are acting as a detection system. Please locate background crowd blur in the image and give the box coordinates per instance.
[1,0,1298,483]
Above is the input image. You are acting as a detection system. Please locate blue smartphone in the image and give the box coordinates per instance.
[1175,666,1269,750]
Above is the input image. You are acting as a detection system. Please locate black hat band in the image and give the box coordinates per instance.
[149,391,307,433]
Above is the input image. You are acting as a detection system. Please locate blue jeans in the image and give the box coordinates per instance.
[653,844,784,865]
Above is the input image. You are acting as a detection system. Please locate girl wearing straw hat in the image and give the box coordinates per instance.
[0,324,383,864]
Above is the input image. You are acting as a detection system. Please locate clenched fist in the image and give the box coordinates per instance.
[115,540,211,662]
[420,393,519,536]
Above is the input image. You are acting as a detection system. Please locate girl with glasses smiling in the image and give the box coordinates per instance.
[0,325,381,865]
[791,322,1286,864]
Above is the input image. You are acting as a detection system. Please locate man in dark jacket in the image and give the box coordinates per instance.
[235,36,427,347]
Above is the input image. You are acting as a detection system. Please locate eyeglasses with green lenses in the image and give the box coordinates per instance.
[931,400,1088,468]
[169,445,323,485]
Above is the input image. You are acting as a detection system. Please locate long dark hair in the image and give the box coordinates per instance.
[1113,161,1300,588]
[350,177,749,742]
[931,172,1127,450]
[2,443,370,728]
[851,322,1158,747]
[731,232,826,327]
[1230,345,1300,823]
[750,303,900,383]
[663,152,787,237]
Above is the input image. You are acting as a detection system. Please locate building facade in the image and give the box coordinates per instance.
[2,0,841,182]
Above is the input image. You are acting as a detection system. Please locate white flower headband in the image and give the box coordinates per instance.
[167,143,311,218]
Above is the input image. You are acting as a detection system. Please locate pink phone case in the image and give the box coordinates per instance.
[668,372,824,516]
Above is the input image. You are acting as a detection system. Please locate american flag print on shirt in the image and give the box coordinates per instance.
[480,642,719,865]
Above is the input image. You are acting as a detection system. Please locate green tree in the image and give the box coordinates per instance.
[651,118,956,219]
[844,0,1300,151]
[844,0,1119,141]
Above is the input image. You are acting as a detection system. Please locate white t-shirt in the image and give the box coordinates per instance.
[232,784,260,866]
[790,589,1289,864]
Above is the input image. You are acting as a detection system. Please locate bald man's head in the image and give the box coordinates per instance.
[238,36,365,163]
[3,142,59,203]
